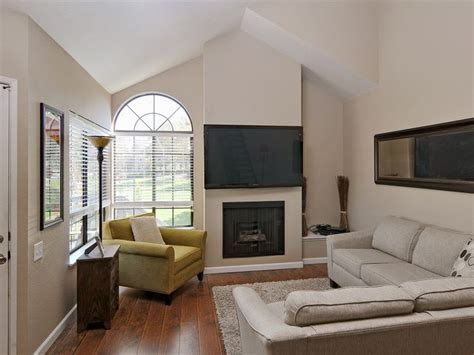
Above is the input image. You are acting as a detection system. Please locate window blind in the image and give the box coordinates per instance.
[69,112,111,251]
[112,133,193,225]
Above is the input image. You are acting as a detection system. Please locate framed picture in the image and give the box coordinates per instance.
[40,103,64,230]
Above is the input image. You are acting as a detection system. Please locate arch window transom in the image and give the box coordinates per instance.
[114,94,192,133]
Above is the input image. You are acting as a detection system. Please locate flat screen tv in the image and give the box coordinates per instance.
[204,125,303,189]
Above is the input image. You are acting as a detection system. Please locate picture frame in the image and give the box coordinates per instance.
[40,103,64,230]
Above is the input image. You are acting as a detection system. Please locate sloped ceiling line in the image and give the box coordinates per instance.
[240,8,377,99]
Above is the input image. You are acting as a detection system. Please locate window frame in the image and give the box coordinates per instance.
[112,92,194,227]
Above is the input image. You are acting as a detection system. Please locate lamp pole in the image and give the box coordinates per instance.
[97,146,104,241]
[86,135,114,241]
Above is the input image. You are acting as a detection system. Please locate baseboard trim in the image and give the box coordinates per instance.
[303,257,328,265]
[34,304,77,355]
[205,261,304,274]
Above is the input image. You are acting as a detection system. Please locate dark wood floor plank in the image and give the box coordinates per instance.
[46,265,328,355]
[158,293,182,355]
[137,294,166,355]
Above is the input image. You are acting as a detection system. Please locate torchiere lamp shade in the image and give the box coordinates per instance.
[86,135,115,149]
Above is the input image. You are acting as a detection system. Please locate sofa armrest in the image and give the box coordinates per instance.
[159,228,207,250]
[103,239,174,259]
[327,228,375,250]
[233,287,315,355]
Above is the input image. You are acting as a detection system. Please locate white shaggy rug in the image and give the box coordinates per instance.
[212,278,330,355]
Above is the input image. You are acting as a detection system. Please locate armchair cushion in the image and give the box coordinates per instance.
[173,245,202,274]
[103,238,174,259]
[109,212,154,241]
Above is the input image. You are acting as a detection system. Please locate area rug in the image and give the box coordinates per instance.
[212,278,330,355]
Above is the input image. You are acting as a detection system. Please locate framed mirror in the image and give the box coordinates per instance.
[40,103,64,230]
[375,118,474,193]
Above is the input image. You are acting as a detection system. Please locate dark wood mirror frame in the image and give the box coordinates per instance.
[374,117,474,194]
[40,103,65,230]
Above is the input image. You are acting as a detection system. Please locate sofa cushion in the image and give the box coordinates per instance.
[401,278,474,312]
[109,213,155,241]
[451,239,474,277]
[284,286,414,327]
[333,249,404,278]
[173,245,201,274]
[372,216,423,262]
[412,226,472,276]
[130,216,165,244]
[361,263,439,286]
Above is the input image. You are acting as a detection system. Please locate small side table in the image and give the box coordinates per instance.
[77,244,120,332]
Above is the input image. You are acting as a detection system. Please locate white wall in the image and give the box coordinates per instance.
[112,57,205,229]
[203,30,302,267]
[343,1,474,233]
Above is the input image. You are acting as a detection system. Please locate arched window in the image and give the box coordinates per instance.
[113,93,194,226]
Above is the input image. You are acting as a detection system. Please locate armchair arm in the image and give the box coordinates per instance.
[103,239,174,259]
[159,228,207,249]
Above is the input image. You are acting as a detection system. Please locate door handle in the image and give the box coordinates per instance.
[0,254,6,265]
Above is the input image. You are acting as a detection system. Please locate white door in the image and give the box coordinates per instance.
[0,83,10,354]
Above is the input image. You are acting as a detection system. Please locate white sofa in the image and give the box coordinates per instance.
[233,216,474,355]
[327,216,471,287]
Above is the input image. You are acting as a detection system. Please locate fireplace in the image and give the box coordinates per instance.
[223,201,284,258]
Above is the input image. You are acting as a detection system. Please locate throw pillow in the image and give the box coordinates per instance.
[451,239,474,277]
[130,216,165,244]
[109,212,154,240]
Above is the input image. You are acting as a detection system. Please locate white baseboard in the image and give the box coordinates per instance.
[303,257,328,265]
[34,305,77,355]
[205,261,304,274]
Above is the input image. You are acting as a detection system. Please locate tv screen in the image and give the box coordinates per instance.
[204,125,303,189]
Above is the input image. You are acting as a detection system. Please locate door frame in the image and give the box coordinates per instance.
[1,75,18,355]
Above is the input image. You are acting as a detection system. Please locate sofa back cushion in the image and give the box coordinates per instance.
[109,213,155,241]
[284,286,414,327]
[412,227,472,276]
[401,278,474,312]
[372,216,424,262]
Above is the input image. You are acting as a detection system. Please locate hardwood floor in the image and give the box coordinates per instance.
[47,264,328,355]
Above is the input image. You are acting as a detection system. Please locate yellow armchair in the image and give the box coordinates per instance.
[102,218,207,305]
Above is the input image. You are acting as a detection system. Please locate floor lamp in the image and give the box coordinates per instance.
[86,135,114,241]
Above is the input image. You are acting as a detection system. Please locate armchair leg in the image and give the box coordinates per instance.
[197,271,204,281]
[165,293,173,306]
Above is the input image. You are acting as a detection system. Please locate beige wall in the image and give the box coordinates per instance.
[204,30,302,266]
[250,1,379,83]
[111,57,204,229]
[0,9,30,355]
[301,77,344,259]
[26,18,111,353]
[343,1,474,233]
[303,77,343,228]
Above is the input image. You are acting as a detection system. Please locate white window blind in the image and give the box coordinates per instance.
[69,112,111,252]
[112,93,194,226]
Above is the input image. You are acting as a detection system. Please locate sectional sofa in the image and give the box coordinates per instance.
[233,216,474,354]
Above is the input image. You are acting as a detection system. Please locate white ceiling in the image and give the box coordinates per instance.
[5,1,376,98]
[6,1,250,93]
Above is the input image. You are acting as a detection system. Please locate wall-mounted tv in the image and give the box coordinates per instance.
[204,125,303,189]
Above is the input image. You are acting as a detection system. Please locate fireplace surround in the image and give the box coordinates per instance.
[223,201,285,258]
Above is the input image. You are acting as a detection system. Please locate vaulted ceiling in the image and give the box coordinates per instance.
[5,1,378,97]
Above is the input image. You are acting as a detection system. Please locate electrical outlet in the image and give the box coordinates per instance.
[34,241,44,262]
